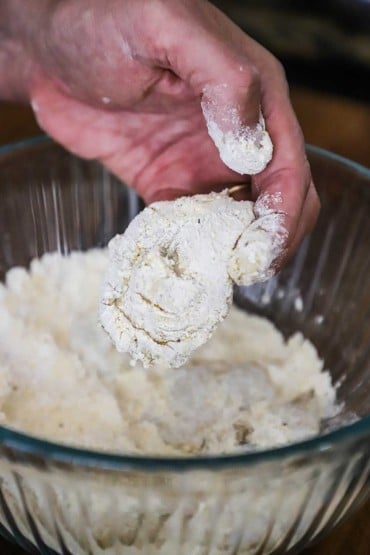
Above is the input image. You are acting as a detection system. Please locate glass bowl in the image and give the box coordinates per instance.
[0,137,369,555]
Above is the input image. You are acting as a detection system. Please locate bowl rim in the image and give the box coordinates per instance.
[0,135,369,472]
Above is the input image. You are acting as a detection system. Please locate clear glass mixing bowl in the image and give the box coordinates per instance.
[0,137,369,555]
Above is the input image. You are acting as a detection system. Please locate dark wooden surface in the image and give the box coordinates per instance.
[0,88,369,554]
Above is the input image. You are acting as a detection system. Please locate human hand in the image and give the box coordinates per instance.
[1,0,319,267]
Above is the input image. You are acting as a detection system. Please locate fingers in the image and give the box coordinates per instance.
[249,56,319,264]
[158,0,318,261]
[156,2,261,127]
[281,180,320,266]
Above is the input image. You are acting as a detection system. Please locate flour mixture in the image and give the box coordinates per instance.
[0,250,338,455]
[100,191,287,368]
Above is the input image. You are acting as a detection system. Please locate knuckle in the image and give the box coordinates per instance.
[231,60,260,96]
[263,52,286,79]
[272,58,287,80]
[265,56,288,91]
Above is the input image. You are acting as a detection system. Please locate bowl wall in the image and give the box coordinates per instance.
[0,139,369,555]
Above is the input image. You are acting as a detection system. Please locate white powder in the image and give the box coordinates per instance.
[100,191,286,367]
[201,88,273,175]
[0,250,343,554]
[294,296,304,312]
[0,249,339,455]
[315,314,324,325]
[230,192,287,285]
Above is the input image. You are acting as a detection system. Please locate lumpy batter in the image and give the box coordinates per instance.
[0,249,338,455]
[100,191,286,368]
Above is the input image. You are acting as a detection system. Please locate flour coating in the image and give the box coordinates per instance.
[100,191,285,367]
[0,249,339,455]
[201,89,273,175]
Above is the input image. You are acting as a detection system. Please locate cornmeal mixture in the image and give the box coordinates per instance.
[0,249,338,455]
[101,191,286,368]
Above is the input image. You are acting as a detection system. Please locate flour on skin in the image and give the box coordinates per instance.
[100,191,286,367]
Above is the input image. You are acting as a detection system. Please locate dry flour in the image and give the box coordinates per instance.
[0,249,339,455]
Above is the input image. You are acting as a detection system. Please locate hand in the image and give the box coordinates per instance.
[1,0,319,267]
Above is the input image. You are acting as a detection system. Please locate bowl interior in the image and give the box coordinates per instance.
[0,139,369,431]
[236,149,370,423]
